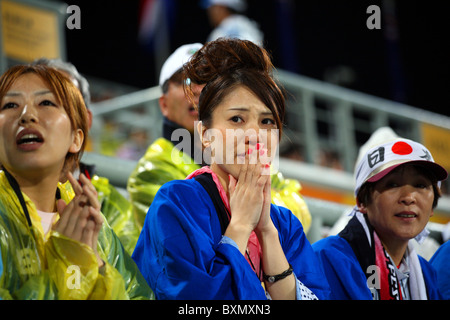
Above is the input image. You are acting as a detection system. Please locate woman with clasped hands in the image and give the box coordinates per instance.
[132,39,330,300]
[0,64,153,299]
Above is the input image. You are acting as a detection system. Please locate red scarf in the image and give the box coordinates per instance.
[187,167,262,279]
[374,232,402,300]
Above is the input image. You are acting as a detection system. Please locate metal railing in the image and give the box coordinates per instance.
[275,69,450,172]
[89,86,163,155]
[87,68,450,243]
[90,68,450,173]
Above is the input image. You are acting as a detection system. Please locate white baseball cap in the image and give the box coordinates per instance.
[354,131,447,196]
[159,43,203,87]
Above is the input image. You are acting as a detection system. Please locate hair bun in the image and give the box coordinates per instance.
[184,38,273,85]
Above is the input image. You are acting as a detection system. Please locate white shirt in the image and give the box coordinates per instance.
[37,209,57,235]
[208,14,264,46]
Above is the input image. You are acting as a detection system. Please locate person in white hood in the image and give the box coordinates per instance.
[203,0,264,46]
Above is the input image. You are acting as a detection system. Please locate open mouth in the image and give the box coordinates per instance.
[16,128,44,147]
[17,133,44,145]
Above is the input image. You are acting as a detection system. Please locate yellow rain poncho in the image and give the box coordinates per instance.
[127,137,311,233]
[91,175,140,255]
[271,171,311,233]
[127,138,200,230]
[0,170,154,300]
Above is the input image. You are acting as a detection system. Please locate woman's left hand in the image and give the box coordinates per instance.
[255,168,275,236]
[55,172,104,268]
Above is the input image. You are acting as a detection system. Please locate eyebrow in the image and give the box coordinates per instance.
[5,90,52,97]
[228,107,273,116]
[228,107,249,112]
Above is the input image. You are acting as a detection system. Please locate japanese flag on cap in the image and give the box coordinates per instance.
[159,43,203,87]
[354,134,447,196]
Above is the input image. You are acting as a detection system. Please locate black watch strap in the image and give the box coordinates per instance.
[263,264,293,283]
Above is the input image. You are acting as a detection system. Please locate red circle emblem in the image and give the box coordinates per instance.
[391,141,413,155]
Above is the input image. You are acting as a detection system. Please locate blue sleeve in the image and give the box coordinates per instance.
[221,235,319,300]
[312,236,373,300]
[271,205,331,300]
[132,180,267,300]
[218,235,239,249]
[429,241,450,299]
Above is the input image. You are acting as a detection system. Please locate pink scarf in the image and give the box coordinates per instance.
[187,167,262,279]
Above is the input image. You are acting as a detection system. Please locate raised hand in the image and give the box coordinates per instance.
[225,143,271,253]
[255,171,274,236]
[53,172,104,267]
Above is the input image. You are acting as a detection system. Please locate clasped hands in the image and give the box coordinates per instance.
[53,172,104,268]
[226,142,275,253]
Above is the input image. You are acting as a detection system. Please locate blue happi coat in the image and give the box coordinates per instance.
[430,240,450,299]
[132,178,330,300]
[312,216,442,300]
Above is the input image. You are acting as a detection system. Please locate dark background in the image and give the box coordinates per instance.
[64,0,450,116]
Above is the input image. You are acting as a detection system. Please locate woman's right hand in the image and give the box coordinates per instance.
[225,143,270,253]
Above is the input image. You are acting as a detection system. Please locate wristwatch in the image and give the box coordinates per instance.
[263,264,293,283]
